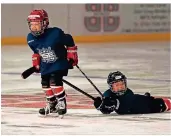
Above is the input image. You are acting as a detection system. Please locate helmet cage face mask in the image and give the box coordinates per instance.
[107,71,127,96]
[27,10,46,36]
[108,79,127,96]
[28,21,44,36]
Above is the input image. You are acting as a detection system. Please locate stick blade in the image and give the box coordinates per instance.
[21,67,36,79]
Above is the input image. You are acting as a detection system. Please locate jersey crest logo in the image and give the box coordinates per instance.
[38,47,57,63]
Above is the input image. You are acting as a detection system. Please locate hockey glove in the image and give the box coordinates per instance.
[67,46,78,66]
[94,97,119,114]
[32,53,40,72]
[94,97,103,110]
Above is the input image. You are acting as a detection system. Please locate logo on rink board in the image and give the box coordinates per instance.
[38,47,57,63]
[84,4,120,32]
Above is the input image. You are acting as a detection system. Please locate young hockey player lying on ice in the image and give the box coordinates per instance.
[94,71,171,114]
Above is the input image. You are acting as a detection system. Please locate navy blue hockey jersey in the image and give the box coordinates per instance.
[27,27,74,75]
[102,88,158,114]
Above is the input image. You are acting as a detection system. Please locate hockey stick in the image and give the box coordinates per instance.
[62,79,96,101]
[21,60,74,79]
[21,67,96,101]
[76,65,103,97]
[21,66,36,79]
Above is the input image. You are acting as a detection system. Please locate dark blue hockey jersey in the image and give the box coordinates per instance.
[101,88,161,114]
[103,88,135,114]
[27,27,75,75]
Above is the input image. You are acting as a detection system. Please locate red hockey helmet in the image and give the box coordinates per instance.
[40,9,49,29]
[27,9,49,36]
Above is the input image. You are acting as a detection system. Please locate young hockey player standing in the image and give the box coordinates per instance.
[27,9,78,116]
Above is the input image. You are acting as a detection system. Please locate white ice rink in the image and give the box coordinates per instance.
[1,42,171,135]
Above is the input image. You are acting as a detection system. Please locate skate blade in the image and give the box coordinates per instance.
[38,113,59,118]
[59,114,64,119]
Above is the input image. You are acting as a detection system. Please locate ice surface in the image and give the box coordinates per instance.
[1,42,171,135]
[1,107,171,135]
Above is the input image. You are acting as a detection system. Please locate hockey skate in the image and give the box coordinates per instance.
[39,99,58,116]
[55,98,67,118]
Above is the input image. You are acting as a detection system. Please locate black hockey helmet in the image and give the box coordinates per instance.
[107,71,127,96]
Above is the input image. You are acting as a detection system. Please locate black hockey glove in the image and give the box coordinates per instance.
[94,97,119,114]
[94,97,103,110]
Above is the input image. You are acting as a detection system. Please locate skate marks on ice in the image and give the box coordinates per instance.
[2,72,171,82]
[1,43,170,134]
[1,107,171,121]
[1,107,171,135]
[2,42,170,97]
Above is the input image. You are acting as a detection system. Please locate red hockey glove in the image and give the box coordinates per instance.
[67,46,78,66]
[32,54,40,70]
